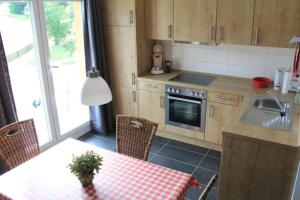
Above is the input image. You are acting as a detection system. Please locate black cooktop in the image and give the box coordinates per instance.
[169,73,216,86]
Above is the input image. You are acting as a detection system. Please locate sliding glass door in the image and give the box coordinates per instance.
[0,0,90,149]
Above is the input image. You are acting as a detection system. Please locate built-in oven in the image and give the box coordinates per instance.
[165,85,207,132]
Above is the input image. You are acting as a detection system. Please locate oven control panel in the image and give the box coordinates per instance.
[166,85,207,99]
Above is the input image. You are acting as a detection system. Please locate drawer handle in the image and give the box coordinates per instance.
[217,96,232,101]
[160,96,164,108]
[146,84,158,89]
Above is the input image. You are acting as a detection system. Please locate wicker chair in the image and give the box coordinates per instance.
[0,119,40,170]
[116,115,158,161]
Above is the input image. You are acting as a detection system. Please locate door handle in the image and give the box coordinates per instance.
[209,105,214,117]
[168,25,173,38]
[129,10,134,24]
[255,28,259,45]
[160,96,164,108]
[132,91,136,102]
[219,27,224,41]
[131,73,136,85]
[210,26,215,41]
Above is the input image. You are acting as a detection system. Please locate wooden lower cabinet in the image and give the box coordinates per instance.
[138,90,165,130]
[111,85,137,117]
[205,102,237,144]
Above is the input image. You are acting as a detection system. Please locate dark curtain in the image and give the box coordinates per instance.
[83,0,113,134]
[0,33,18,174]
[0,33,18,128]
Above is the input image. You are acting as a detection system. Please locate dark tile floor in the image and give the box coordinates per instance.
[79,133,220,200]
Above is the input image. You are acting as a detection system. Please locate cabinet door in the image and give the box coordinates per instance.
[174,0,217,43]
[145,0,174,40]
[138,90,165,130]
[205,102,237,144]
[253,0,300,47]
[111,85,137,117]
[103,26,137,88]
[100,0,135,26]
[217,0,255,45]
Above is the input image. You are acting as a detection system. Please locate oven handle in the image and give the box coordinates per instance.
[167,96,202,104]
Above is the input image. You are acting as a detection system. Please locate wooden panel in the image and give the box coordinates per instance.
[145,0,174,40]
[138,90,165,130]
[138,81,164,93]
[217,0,255,45]
[219,135,299,200]
[165,125,204,140]
[100,0,135,26]
[205,102,237,144]
[174,0,217,43]
[208,92,240,106]
[111,85,137,117]
[253,0,300,47]
[103,26,137,88]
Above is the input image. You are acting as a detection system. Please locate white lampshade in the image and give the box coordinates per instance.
[81,70,112,106]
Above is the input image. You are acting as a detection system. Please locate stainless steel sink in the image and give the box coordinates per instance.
[240,96,292,131]
[254,99,286,112]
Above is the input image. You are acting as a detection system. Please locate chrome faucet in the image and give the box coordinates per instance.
[267,91,286,117]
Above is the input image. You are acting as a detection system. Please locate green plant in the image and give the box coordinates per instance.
[68,151,103,179]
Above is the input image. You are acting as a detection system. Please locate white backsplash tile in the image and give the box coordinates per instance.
[160,41,294,79]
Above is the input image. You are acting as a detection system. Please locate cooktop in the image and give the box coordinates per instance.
[169,73,216,86]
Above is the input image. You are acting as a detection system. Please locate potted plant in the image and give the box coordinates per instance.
[68,151,103,187]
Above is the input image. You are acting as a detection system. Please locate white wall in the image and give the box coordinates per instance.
[162,41,295,80]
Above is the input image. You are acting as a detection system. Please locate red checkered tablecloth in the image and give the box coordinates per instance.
[0,139,199,200]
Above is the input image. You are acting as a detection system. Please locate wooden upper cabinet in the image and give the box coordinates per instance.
[103,26,137,88]
[253,0,300,48]
[174,0,217,43]
[100,0,135,26]
[145,0,174,40]
[217,0,255,45]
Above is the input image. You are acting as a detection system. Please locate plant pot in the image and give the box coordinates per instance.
[79,174,94,187]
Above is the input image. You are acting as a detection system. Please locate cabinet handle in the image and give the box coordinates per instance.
[146,84,157,89]
[132,91,136,102]
[255,28,259,45]
[209,105,214,117]
[168,25,173,38]
[131,73,136,85]
[129,10,134,24]
[160,96,164,108]
[219,27,224,41]
[218,96,232,101]
[210,26,215,41]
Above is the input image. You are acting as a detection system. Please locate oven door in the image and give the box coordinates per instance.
[166,94,206,132]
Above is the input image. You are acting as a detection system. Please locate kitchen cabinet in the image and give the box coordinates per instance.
[174,0,217,43]
[252,0,300,47]
[205,102,237,144]
[100,0,135,26]
[138,90,165,130]
[145,0,174,40]
[217,0,255,45]
[111,85,137,116]
[103,26,137,88]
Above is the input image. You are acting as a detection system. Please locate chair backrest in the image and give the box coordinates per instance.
[116,115,158,161]
[0,119,40,170]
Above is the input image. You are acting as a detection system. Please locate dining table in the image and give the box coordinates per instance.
[0,138,200,200]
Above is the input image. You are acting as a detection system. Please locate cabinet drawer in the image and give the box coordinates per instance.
[208,92,240,106]
[138,81,164,93]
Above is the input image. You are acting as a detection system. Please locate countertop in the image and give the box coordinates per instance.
[138,70,300,148]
